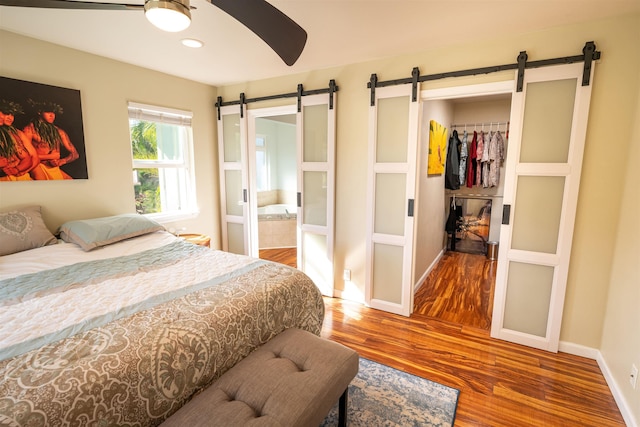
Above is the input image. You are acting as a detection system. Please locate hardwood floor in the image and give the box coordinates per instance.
[262,247,625,425]
[322,297,624,426]
[259,247,297,268]
[414,251,496,330]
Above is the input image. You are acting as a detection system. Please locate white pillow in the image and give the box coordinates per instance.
[58,214,165,251]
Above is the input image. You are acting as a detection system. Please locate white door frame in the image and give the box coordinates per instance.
[247,105,298,258]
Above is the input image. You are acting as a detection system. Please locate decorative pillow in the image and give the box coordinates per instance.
[0,205,58,256]
[58,214,165,251]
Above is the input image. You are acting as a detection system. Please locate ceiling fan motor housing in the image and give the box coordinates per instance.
[144,0,191,32]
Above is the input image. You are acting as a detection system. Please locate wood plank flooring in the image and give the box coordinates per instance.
[261,247,625,425]
[259,247,297,268]
[322,297,624,426]
[414,251,496,330]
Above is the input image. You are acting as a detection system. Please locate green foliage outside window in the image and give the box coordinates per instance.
[131,120,160,214]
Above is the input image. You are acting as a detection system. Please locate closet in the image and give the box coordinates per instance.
[366,45,598,352]
[416,92,511,268]
[443,95,511,256]
[413,91,512,328]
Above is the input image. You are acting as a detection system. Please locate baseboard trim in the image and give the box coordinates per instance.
[560,341,637,427]
[413,250,444,293]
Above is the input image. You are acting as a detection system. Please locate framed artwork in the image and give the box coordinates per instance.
[0,76,88,181]
[427,119,447,175]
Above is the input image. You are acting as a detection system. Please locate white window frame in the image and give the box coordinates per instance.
[128,102,198,223]
[255,133,270,192]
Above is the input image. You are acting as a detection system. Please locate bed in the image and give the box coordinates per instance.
[0,207,325,426]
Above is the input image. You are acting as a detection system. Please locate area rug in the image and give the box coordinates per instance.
[321,358,459,427]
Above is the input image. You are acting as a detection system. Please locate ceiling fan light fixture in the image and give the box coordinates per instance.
[144,0,191,33]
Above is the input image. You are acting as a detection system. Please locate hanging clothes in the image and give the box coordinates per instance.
[481,131,491,188]
[458,130,468,187]
[475,131,484,187]
[466,131,477,188]
[488,130,505,187]
[444,130,460,190]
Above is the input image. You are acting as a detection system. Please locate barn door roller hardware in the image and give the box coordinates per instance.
[216,80,339,119]
[368,41,601,103]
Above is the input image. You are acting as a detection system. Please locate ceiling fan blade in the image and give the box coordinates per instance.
[0,0,142,11]
[208,0,306,66]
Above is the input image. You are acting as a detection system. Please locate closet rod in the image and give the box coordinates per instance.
[450,121,509,129]
[446,193,504,198]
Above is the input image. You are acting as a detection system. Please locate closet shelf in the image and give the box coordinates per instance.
[451,121,509,131]
[445,192,503,198]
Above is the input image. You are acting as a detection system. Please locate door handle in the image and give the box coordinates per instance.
[502,204,511,225]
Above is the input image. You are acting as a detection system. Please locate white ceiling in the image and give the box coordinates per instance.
[1,0,638,87]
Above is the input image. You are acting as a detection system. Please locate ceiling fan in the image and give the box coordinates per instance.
[0,0,307,66]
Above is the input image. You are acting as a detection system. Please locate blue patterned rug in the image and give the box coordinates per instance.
[321,358,459,427]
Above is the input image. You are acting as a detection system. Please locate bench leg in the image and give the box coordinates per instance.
[338,388,348,427]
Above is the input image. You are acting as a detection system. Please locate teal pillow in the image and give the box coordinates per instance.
[58,214,165,251]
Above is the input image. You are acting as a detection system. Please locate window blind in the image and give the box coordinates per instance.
[127,102,192,126]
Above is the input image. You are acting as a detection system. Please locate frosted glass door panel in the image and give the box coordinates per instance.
[225,170,243,216]
[503,262,554,337]
[374,173,406,236]
[303,104,328,162]
[511,176,565,253]
[227,222,245,255]
[372,243,404,304]
[376,97,409,163]
[303,171,327,226]
[223,114,241,162]
[519,79,576,164]
[302,232,330,290]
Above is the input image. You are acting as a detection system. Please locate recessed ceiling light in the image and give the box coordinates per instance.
[181,38,204,48]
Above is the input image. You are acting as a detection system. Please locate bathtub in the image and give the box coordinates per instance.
[257,204,297,249]
[257,204,297,220]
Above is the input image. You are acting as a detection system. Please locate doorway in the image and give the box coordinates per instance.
[413,82,513,330]
[252,114,298,267]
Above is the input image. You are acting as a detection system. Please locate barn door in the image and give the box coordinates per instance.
[217,104,250,255]
[365,84,420,316]
[491,62,595,351]
[297,93,337,296]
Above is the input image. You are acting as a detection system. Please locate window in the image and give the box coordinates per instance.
[128,102,197,222]
[255,135,269,191]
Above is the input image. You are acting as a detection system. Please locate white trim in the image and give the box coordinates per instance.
[413,249,444,293]
[596,352,639,427]
[420,80,514,100]
[557,342,637,427]
[248,105,297,258]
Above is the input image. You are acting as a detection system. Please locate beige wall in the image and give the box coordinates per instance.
[0,30,221,243]
[600,81,640,422]
[1,11,638,423]
[413,100,452,284]
[219,14,640,421]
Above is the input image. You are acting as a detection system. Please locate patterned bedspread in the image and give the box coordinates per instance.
[0,236,324,426]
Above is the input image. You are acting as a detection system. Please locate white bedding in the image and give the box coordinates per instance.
[0,230,178,280]
[1,231,260,361]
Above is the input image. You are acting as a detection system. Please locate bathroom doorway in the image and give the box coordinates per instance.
[251,112,298,267]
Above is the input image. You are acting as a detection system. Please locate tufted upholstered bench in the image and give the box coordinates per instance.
[161,328,359,427]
